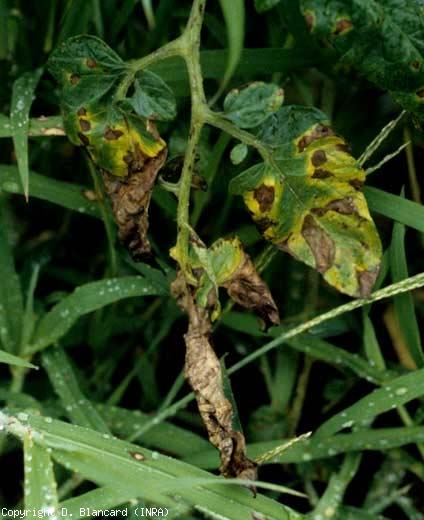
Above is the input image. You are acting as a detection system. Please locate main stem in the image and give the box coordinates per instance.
[174,0,207,275]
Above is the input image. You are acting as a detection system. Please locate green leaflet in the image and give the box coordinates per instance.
[300,0,424,120]
[230,106,382,298]
[223,81,284,129]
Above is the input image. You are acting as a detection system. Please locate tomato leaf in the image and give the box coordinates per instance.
[47,35,169,257]
[230,106,382,298]
[223,82,284,128]
[191,236,280,325]
[129,70,177,121]
[300,0,424,120]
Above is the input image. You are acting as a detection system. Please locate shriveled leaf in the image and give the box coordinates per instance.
[210,237,280,326]
[223,82,284,128]
[300,0,424,120]
[190,236,280,325]
[129,70,176,121]
[171,271,257,484]
[10,68,43,199]
[230,106,382,298]
[47,35,168,257]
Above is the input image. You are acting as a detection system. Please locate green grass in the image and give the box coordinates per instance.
[1,1,424,519]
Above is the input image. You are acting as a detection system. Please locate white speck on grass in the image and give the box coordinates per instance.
[395,387,408,396]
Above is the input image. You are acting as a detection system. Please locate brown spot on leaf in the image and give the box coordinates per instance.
[416,88,424,98]
[312,168,333,179]
[78,132,89,146]
[70,73,80,85]
[298,124,335,152]
[254,184,275,212]
[301,214,335,273]
[123,143,148,172]
[312,197,358,217]
[349,179,363,191]
[356,267,379,298]
[255,217,274,234]
[335,142,351,153]
[82,189,99,201]
[304,12,315,30]
[79,119,91,132]
[311,149,327,166]
[411,60,421,71]
[104,127,124,140]
[86,58,97,68]
[333,18,353,36]
[77,107,87,116]
[129,451,146,461]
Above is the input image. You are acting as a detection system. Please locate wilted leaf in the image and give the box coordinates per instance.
[190,236,280,326]
[300,0,424,120]
[171,271,257,484]
[223,82,284,128]
[47,36,169,257]
[230,106,382,298]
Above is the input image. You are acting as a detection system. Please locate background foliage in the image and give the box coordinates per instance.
[1,1,424,519]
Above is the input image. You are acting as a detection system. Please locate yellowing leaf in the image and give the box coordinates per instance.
[47,35,169,257]
[230,106,382,298]
[190,236,280,325]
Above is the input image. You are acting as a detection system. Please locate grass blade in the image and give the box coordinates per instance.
[1,410,304,520]
[42,347,110,433]
[29,276,166,353]
[390,220,424,367]
[214,0,245,102]
[311,453,361,518]
[315,368,424,439]
[0,165,101,218]
[186,426,424,468]
[0,209,24,353]
[365,186,424,233]
[0,349,37,369]
[96,403,210,457]
[10,69,43,199]
[24,431,59,515]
